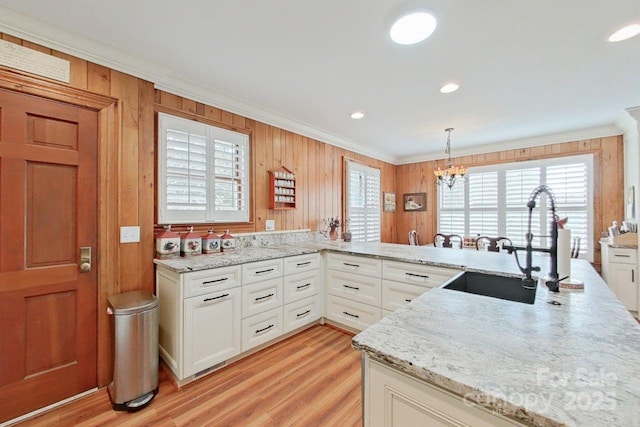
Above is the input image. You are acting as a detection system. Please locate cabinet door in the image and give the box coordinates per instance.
[366,358,526,427]
[283,296,320,333]
[610,264,637,311]
[326,252,382,277]
[283,269,320,304]
[326,269,382,306]
[284,253,321,275]
[241,307,283,352]
[325,295,381,332]
[183,287,241,378]
[241,278,283,318]
[382,260,459,288]
[242,258,284,285]
[382,279,428,311]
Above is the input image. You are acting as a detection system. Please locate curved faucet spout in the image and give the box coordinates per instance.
[507,185,561,292]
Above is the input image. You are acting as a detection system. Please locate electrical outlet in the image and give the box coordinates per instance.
[120,226,140,243]
[266,220,275,231]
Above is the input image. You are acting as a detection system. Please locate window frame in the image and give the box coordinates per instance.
[157,112,250,224]
[437,154,594,261]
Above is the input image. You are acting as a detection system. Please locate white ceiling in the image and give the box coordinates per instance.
[1,0,639,164]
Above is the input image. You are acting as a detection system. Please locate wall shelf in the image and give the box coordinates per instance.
[269,166,296,210]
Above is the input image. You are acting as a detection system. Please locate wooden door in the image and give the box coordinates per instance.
[0,88,98,423]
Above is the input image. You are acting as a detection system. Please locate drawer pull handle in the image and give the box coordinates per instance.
[296,283,312,290]
[406,272,429,279]
[203,293,229,302]
[343,262,360,268]
[256,324,274,334]
[254,293,274,302]
[343,284,360,290]
[256,268,274,274]
[343,311,360,318]
[296,310,311,318]
[202,277,229,285]
[614,254,631,258]
[633,270,635,283]
[296,261,311,267]
[405,299,412,302]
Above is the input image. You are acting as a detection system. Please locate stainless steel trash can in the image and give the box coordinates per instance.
[107,290,159,411]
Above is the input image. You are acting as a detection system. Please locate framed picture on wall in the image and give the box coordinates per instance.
[383,192,396,212]
[403,193,426,211]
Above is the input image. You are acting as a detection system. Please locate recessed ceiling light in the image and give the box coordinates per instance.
[608,24,640,42]
[440,83,460,93]
[350,111,365,119]
[390,11,437,45]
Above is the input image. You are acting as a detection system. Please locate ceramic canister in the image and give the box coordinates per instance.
[202,229,221,254]
[180,227,202,256]
[220,230,235,252]
[155,226,180,259]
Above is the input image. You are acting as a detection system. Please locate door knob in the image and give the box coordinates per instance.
[79,247,92,273]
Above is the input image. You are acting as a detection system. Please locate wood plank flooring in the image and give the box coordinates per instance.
[14,325,361,427]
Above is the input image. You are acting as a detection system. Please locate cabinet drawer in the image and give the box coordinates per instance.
[326,252,381,277]
[241,308,283,352]
[609,247,638,265]
[284,253,321,275]
[283,296,320,333]
[383,260,459,287]
[283,269,320,304]
[184,265,242,298]
[326,269,382,306]
[382,279,429,311]
[241,278,283,318]
[242,258,284,284]
[325,295,381,332]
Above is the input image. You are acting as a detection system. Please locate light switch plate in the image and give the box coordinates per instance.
[266,220,275,231]
[120,226,140,243]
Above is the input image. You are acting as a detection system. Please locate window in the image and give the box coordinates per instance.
[346,161,381,242]
[158,113,250,224]
[437,154,593,260]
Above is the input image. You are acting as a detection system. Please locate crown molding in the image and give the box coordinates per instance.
[0,6,398,165]
[154,77,397,164]
[396,124,622,165]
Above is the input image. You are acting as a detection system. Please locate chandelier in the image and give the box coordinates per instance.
[433,128,467,189]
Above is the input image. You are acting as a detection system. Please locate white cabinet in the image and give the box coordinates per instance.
[241,307,284,352]
[325,253,382,331]
[364,357,526,427]
[183,287,241,377]
[283,253,321,331]
[156,264,243,382]
[381,260,460,313]
[241,277,283,318]
[601,244,638,312]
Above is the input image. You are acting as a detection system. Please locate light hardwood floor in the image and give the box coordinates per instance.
[16,325,362,427]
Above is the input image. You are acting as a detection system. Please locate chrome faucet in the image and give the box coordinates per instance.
[503,185,562,292]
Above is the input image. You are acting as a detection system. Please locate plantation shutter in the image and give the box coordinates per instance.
[438,183,465,235]
[346,161,381,242]
[468,171,498,236]
[158,113,249,223]
[505,167,541,246]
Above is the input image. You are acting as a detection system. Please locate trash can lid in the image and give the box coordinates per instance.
[108,290,158,315]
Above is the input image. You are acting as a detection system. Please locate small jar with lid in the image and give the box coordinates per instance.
[221,230,236,252]
[202,229,221,254]
[180,226,202,256]
[155,225,180,259]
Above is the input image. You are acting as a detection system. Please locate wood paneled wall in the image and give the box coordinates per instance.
[396,136,624,266]
[0,33,156,386]
[154,91,398,242]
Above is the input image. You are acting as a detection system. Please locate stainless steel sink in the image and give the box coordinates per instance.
[440,271,536,304]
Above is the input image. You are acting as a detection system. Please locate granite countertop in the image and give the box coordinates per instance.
[153,239,640,425]
[349,246,640,427]
[153,245,319,272]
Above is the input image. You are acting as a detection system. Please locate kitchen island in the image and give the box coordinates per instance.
[342,244,640,427]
